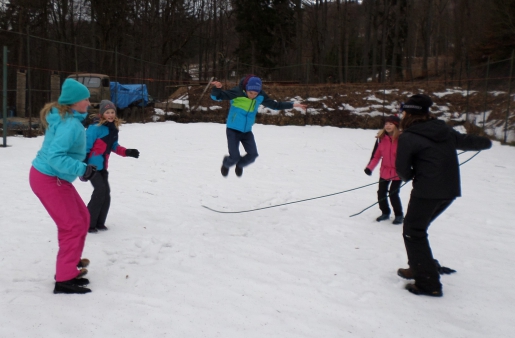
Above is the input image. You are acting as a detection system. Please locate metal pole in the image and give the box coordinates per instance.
[74,37,79,74]
[2,46,7,147]
[504,50,514,144]
[141,52,143,122]
[114,46,118,106]
[444,59,447,85]
[142,84,146,124]
[27,26,32,138]
[482,56,490,130]
[465,59,470,123]
[306,62,309,84]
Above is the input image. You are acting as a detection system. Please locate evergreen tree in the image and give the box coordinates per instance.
[232,0,296,74]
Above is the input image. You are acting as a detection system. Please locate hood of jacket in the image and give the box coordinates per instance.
[46,107,86,126]
[238,75,260,92]
[238,76,246,89]
[404,119,450,143]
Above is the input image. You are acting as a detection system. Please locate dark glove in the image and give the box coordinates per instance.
[79,165,97,182]
[364,168,372,176]
[434,259,457,275]
[126,149,140,158]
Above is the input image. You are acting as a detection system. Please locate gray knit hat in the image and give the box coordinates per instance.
[99,100,116,116]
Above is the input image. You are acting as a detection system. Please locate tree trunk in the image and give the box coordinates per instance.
[390,0,400,83]
[343,0,349,83]
[337,0,343,83]
[422,0,433,78]
[362,0,373,81]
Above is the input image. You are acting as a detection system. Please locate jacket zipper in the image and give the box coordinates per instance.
[245,99,256,131]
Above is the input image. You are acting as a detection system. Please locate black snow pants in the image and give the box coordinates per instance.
[87,170,111,230]
[403,196,454,292]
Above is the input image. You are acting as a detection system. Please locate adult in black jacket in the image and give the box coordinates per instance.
[396,94,492,297]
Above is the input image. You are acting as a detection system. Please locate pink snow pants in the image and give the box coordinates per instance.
[29,166,89,282]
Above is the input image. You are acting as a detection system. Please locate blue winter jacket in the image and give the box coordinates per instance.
[32,107,88,182]
[210,79,294,133]
[85,122,127,171]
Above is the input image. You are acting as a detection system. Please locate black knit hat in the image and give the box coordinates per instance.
[403,94,433,115]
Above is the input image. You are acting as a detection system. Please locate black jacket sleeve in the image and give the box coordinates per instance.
[395,133,415,182]
[452,131,492,151]
[210,86,241,101]
[260,91,294,110]
[369,139,379,162]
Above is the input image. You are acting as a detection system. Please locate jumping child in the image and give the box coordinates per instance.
[364,115,403,224]
[211,75,307,177]
[30,78,97,294]
[84,100,140,233]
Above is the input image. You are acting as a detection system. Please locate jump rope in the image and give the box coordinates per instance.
[201,151,482,216]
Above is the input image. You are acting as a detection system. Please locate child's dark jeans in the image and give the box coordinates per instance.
[223,128,259,168]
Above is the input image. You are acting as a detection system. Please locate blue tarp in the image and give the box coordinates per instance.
[110,82,149,109]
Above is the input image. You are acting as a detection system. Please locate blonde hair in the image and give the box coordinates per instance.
[39,102,73,130]
[376,124,401,140]
[89,112,124,129]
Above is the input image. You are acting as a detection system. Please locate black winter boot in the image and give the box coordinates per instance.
[235,166,243,177]
[54,280,91,294]
[221,165,229,177]
[88,228,98,233]
[96,225,108,231]
[376,214,390,222]
[392,215,404,225]
[67,278,90,286]
[405,283,442,297]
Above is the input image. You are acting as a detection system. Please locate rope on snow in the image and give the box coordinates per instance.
[202,151,481,215]
[349,151,482,217]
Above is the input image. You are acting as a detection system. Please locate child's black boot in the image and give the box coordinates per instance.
[221,165,229,177]
[235,166,243,177]
[376,214,390,222]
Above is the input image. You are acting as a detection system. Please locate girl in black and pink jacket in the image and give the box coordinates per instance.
[84,100,139,233]
[364,115,403,224]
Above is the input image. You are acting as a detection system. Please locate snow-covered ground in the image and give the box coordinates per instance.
[1,122,514,338]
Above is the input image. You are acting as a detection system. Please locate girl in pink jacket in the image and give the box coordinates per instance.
[364,115,403,224]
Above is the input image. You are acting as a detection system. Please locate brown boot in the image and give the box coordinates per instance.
[76,268,88,278]
[397,268,414,280]
[77,258,90,269]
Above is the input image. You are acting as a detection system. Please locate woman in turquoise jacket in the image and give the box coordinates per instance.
[211,75,306,177]
[30,78,97,294]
